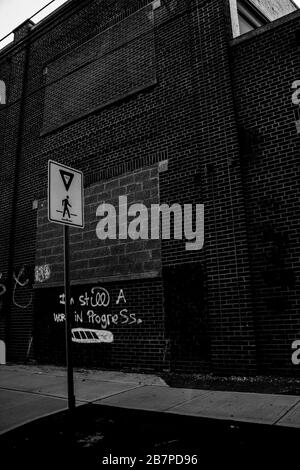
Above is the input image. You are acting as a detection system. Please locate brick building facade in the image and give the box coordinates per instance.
[0,0,299,376]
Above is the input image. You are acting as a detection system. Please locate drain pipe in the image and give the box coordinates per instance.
[4,21,34,359]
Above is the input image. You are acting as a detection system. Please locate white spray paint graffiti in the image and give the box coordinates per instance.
[0,266,33,310]
[0,266,33,361]
[35,264,51,283]
[116,289,126,304]
[13,266,33,309]
[72,328,114,344]
[59,286,110,308]
[53,287,142,342]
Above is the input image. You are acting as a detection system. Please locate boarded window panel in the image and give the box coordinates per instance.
[42,4,156,134]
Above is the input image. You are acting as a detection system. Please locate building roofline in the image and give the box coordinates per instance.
[289,0,299,10]
[230,7,300,45]
[0,0,91,58]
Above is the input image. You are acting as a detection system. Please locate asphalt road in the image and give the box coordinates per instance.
[1,403,300,467]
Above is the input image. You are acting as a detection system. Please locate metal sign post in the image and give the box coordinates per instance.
[64,224,75,411]
[48,160,84,412]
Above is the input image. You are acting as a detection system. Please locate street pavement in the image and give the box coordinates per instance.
[0,364,300,435]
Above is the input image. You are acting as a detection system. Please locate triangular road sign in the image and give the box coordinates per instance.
[59,170,74,191]
[48,160,84,228]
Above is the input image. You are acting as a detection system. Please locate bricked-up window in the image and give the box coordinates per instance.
[41,3,156,134]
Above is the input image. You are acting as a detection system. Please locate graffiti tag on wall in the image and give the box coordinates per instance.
[72,328,114,344]
[0,265,37,312]
[35,264,51,283]
[52,286,142,344]
[0,265,36,358]
[12,266,33,309]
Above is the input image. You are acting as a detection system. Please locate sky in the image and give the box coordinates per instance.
[0,0,300,45]
[0,0,68,44]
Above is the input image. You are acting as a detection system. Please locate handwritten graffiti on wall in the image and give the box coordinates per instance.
[0,265,37,312]
[0,266,34,358]
[12,266,33,309]
[291,80,300,134]
[52,287,142,343]
[35,264,51,283]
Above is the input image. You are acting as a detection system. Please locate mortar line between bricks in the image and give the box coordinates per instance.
[272,398,300,426]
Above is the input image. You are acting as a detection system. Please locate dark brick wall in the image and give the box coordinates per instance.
[42,3,156,134]
[34,278,166,372]
[35,166,161,285]
[0,0,298,375]
[0,26,37,360]
[231,14,300,376]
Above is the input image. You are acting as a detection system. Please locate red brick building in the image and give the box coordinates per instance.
[0,0,299,376]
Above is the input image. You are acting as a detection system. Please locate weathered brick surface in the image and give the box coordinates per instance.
[35,166,161,285]
[231,14,300,376]
[34,278,166,372]
[0,0,299,374]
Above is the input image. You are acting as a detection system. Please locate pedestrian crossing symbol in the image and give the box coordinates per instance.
[48,160,84,228]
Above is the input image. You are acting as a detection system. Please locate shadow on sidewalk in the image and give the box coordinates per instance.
[1,403,300,466]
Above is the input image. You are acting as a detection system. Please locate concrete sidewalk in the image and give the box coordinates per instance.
[1,364,300,435]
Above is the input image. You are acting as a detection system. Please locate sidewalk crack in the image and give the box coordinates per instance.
[272,398,300,426]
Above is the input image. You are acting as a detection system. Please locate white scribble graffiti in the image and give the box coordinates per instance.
[72,328,114,344]
[89,287,110,307]
[35,264,51,283]
[13,266,33,309]
[0,266,33,311]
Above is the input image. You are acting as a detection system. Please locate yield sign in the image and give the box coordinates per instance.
[59,170,74,191]
[48,160,84,228]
